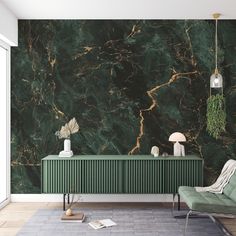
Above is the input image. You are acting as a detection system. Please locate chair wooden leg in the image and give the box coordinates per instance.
[184,210,192,236]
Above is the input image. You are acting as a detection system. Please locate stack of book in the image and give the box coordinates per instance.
[61,212,85,223]
[88,219,116,229]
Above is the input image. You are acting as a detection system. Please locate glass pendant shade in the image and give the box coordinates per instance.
[210,72,223,88]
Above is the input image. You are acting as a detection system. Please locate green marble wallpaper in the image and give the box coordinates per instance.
[11,20,236,193]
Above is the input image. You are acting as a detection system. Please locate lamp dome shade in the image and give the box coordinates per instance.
[210,73,223,88]
[168,132,186,142]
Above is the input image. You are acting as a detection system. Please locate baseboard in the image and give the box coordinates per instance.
[0,198,10,209]
[11,194,174,202]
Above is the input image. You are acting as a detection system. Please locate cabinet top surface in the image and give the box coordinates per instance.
[42,155,202,161]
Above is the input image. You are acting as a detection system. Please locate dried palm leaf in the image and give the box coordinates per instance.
[68,118,79,134]
[59,125,71,139]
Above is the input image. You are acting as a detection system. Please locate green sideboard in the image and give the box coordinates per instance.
[41,155,203,209]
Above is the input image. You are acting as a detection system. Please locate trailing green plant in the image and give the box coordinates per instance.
[206,94,226,139]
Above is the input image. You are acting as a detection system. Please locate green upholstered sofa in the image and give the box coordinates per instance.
[178,172,236,235]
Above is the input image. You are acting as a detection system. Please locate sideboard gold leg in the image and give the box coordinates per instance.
[63,194,66,211]
[178,194,180,211]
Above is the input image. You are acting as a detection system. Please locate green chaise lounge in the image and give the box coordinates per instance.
[178,171,236,235]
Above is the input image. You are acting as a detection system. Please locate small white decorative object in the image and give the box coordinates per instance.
[151,146,159,157]
[168,132,186,156]
[55,118,79,157]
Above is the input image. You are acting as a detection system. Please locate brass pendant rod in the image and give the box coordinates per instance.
[213,13,221,75]
[215,18,218,74]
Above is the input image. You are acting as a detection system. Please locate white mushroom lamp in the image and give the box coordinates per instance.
[168,132,186,156]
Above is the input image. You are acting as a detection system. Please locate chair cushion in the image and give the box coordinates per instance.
[223,173,236,202]
[179,186,236,214]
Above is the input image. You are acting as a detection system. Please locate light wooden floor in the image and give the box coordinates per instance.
[0,202,236,236]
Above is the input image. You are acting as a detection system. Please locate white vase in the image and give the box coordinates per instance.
[59,139,73,157]
[64,138,71,152]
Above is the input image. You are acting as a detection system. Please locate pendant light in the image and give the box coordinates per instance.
[206,13,226,139]
[210,13,223,92]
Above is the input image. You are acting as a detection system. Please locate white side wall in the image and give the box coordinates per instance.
[0,1,18,46]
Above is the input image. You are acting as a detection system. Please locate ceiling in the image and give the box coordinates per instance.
[1,0,236,19]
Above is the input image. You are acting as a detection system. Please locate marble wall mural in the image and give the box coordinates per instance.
[11,20,236,193]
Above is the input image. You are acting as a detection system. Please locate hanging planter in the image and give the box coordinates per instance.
[206,13,226,139]
[207,94,226,139]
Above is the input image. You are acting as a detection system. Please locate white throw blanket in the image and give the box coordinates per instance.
[195,159,236,193]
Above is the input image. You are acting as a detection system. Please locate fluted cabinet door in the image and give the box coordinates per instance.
[123,160,165,193]
[164,159,203,193]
